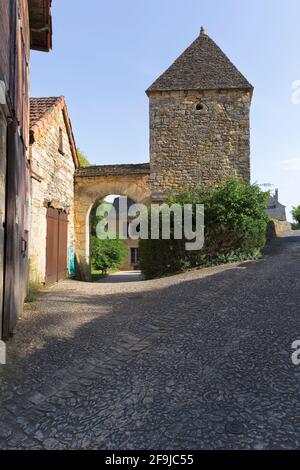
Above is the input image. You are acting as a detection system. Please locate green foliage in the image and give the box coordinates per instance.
[140,178,270,279]
[77,148,90,167]
[25,281,45,303]
[25,290,38,303]
[91,237,126,274]
[291,205,300,225]
[202,248,262,267]
[139,238,190,280]
[91,268,110,282]
[90,198,126,274]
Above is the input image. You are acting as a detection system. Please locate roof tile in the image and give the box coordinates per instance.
[30,97,62,128]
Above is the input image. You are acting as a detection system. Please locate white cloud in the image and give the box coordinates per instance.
[281,158,300,171]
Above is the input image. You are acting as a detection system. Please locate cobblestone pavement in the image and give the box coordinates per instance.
[1,233,300,449]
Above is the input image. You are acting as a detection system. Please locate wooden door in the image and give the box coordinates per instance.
[46,208,68,285]
[57,211,68,281]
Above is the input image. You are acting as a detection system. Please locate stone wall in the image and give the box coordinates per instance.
[267,219,292,241]
[149,89,251,196]
[29,109,76,284]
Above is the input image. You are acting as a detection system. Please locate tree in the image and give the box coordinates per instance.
[90,199,126,274]
[91,237,126,274]
[291,205,300,225]
[77,148,90,167]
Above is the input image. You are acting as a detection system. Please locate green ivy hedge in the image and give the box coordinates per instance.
[139,179,270,279]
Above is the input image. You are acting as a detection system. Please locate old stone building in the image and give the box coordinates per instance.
[0,0,52,339]
[29,97,79,285]
[73,28,254,278]
[146,27,253,199]
[266,189,287,222]
[111,196,141,271]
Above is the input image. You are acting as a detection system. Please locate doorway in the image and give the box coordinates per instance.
[130,247,140,270]
[45,207,68,285]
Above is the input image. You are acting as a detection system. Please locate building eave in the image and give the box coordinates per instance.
[146,85,254,97]
[28,0,52,52]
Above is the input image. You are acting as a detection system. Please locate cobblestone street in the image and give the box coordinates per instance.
[0,233,300,450]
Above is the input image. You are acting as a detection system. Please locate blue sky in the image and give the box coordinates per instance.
[30,0,300,220]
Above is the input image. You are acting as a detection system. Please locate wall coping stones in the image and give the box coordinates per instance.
[75,163,150,178]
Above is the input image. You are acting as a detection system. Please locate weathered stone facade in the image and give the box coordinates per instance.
[267,219,292,240]
[149,89,251,196]
[147,28,253,198]
[29,97,77,284]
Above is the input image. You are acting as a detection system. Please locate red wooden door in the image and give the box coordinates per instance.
[46,208,68,285]
[57,211,68,281]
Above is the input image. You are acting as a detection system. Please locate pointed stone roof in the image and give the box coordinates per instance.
[146,28,253,93]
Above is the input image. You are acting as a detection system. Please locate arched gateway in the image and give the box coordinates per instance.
[74,163,151,280]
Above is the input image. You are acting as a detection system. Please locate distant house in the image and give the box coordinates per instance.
[29,97,79,285]
[0,0,52,339]
[266,189,287,221]
[111,197,140,271]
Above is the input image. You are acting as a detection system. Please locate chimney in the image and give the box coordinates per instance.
[275,188,279,203]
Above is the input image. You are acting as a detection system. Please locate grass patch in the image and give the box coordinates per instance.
[91,269,107,282]
[91,267,119,282]
[24,282,44,303]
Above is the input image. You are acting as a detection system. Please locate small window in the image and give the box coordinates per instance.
[58,127,64,154]
[196,102,204,111]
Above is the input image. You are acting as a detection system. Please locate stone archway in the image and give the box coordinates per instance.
[74,163,151,280]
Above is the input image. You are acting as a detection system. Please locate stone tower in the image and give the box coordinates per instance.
[146,27,253,199]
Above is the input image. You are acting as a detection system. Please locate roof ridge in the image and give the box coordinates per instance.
[30,95,63,99]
